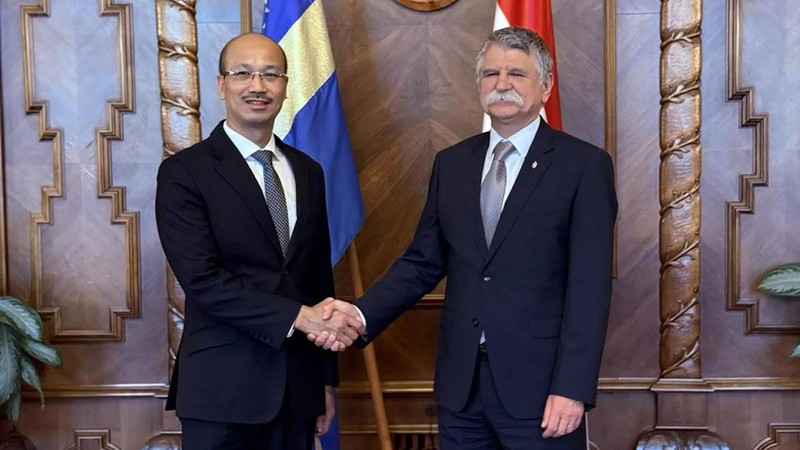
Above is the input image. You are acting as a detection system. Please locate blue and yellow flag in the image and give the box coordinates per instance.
[263,0,364,267]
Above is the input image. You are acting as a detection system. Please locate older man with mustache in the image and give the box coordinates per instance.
[314,26,617,450]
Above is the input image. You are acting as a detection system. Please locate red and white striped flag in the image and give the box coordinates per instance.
[484,0,563,131]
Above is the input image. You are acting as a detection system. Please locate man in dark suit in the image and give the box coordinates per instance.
[155,33,363,450]
[313,26,617,449]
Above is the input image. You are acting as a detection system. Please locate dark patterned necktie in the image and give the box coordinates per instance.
[480,140,516,247]
[252,150,290,255]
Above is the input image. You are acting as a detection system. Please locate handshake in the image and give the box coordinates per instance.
[294,297,365,352]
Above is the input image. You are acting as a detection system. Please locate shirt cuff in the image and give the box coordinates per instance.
[352,304,367,332]
[287,323,296,338]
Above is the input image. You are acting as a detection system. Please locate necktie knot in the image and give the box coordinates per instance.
[252,149,274,166]
[492,140,515,162]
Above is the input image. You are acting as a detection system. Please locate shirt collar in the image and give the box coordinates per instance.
[487,115,541,159]
[223,121,281,161]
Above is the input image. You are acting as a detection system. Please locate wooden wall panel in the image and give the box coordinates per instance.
[1,0,797,448]
[701,0,800,378]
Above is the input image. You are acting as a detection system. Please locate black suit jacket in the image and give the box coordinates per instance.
[355,121,617,419]
[156,121,337,424]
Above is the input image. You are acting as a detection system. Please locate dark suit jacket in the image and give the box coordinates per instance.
[156,121,337,424]
[355,121,617,419]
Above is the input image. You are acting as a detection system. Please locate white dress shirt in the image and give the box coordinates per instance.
[223,121,299,337]
[223,121,297,237]
[482,116,541,206]
[480,116,541,344]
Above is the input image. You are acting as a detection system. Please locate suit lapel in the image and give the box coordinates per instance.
[467,133,491,255]
[210,122,283,256]
[484,122,555,267]
[278,138,310,265]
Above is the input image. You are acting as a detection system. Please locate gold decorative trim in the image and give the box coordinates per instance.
[26,384,169,399]
[341,424,438,435]
[650,378,713,393]
[0,29,7,295]
[752,424,800,450]
[604,0,617,278]
[66,429,122,450]
[240,0,252,34]
[23,377,800,399]
[723,0,783,333]
[658,0,703,378]
[336,377,800,396]
[22,0,140,342]
[155,0,201,378]
[393,0,458,12]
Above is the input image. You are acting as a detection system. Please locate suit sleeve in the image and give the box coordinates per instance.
[155,156,302,351]
[315,167,339,387]
[354,153,448,342]
[549,149,618,409]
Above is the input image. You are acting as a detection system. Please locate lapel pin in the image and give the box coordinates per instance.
[531,160,538,170]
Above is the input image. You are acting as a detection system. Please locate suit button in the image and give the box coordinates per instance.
[483,276,491,282]
[472,319,479,327]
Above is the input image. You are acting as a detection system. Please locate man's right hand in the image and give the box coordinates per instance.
[295,298,364,351]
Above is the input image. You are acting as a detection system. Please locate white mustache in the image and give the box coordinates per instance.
[485,89,523,106]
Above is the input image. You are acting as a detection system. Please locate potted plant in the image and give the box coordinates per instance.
[0,295,62,449]
[758,263,800,357]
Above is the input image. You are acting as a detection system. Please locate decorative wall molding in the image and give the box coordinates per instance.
[752,423,800,450]
[22,0,140,342]
[155,0,202,378]
[636,428,730,450]
[65,429,122,450]
[604,0,617,277]
[0,26,6,295]
[722,0,786,333]
[658,0,703,379]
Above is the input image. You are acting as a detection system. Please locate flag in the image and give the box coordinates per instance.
[262,0,364,267]
[484,0,563,131]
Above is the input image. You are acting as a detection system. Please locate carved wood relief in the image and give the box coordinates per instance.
[65,429,122,450]
[752,423,800,450]
[21,0,140,342]
[658,0,703,379]
[722,0,794,333]
[154,0,201,377]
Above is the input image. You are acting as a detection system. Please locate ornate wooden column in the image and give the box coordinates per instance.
[637,1,728,447]
[144,0,201,448]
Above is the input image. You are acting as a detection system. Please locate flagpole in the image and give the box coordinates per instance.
[346,242,393,450]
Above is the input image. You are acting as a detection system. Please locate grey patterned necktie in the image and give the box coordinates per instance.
[252,150,290,256]
[480,140,516,247]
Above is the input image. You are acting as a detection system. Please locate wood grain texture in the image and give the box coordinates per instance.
[700,0,800,378]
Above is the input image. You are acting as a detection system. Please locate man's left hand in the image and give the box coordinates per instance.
[315,385,336,437]
[541,394,584,438]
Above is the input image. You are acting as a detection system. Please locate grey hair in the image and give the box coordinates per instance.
[475,26,553,83]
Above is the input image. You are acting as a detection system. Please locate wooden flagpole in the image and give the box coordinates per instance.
[346,242,392,450]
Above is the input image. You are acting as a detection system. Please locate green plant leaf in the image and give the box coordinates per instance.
[20,337,62,368]
[0,296,43,341]
[6,388,21,427]
[21,354,44,407]
[758,263,800,297]
[0,326,21,404]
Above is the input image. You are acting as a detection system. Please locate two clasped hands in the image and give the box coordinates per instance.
[294,297,364,351]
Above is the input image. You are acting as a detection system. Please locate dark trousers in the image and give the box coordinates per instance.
[438,351,586,450]
[180,412,315,450]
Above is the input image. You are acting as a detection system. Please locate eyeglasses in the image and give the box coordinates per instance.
[221,70,288,83]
